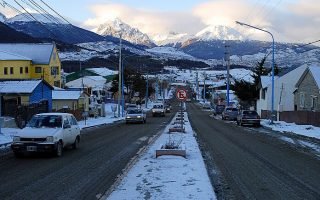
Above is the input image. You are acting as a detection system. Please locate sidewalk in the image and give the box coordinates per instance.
[106,111,217,200]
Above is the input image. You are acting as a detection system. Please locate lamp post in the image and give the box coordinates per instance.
[235,21,275,123]
[117,33,122,118]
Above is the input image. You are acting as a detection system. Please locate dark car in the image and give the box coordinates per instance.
[237,110,260,127]
[222,107,238,121]
[214,104,226,115]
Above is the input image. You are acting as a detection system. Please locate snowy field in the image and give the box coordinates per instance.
[106,111,216,200]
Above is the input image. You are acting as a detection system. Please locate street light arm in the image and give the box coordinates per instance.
[235,20,275,124]
[235,21,274,40]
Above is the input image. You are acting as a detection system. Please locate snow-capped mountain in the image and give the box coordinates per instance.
[95,18,156,47]
[0,13,6,22]
[195,25,244,41]
[152,32,192,47]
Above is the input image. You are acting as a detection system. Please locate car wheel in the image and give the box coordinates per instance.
[72,137,80,149]
[55,141,63,157]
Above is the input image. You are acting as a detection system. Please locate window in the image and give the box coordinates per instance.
[20,67,23,74]
[4,67,8,75]
[35,67,42,73]
[311,96,317,111]
[299,92,305,108]
[51,66,59,76]
[25,67,29,74]
[10,67,14,74]
[261,89,266,99]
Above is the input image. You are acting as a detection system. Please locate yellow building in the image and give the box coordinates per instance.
[0,43,61,87]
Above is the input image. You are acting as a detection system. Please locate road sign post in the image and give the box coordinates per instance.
[176,89,187,130]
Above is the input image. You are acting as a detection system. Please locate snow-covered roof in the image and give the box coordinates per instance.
[0,43,54,64]
[87,68,118,76]
[0,50,31,61]
[308,65,320,88]
[52,90,84,100]
[66,76,106,89]
[0,80,42,93]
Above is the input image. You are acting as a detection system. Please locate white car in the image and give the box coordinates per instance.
[11,113,81,157]
[125,109,147,124]
[152,104,165,117]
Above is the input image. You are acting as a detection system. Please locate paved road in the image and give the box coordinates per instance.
[187,102,320,200]
[0,108,176,200]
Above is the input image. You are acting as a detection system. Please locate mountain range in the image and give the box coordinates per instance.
[0,12,319,71]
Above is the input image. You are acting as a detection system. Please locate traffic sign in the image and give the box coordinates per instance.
[176,89,187,101]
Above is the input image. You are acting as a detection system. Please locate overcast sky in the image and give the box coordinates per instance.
[1,0,319,44]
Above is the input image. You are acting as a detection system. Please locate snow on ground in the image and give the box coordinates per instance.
[261,120,320,140]
[107,111,216,200]
[146,47,195,60]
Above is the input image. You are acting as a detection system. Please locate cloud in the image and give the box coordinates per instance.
[83,1,320,44]
[83,3,204,36]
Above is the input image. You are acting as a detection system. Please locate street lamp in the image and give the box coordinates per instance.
[235,21,275,123]
[117,33,122,118]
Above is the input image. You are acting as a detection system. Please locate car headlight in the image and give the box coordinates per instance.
[13,136,20,142]
[152,110,155,112]
[46,136,54,142]
[137,115,141,118]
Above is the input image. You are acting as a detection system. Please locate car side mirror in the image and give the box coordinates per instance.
[63,124,71,129]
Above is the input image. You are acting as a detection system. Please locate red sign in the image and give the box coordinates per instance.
[176,89,187,101]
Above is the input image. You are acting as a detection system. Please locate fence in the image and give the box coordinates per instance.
[261,110,320,127]
[15,100,49,128]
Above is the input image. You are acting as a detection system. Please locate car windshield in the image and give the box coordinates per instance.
[127,109,142,114]
[26,115,62,128]
[243,111,258,116]
[153,105,163,109]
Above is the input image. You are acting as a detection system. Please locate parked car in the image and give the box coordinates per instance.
[125,109,147,124]
[214,104,226,115]
[222,107,238,121]
[11,113,81,157]
[202,102,212,110]
[152,103,165,117]
[237,110,261,127]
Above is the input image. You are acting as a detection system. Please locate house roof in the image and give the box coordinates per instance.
[0,43,55,64]
[295,64,320,89]
[0,50,32,61]
[65,76,106,90]
[309,65,320,88]
[52,90,87,100]
[0,80,48,93]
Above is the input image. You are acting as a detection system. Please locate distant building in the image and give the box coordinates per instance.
[0,43,61,87]
[52,89,89,112]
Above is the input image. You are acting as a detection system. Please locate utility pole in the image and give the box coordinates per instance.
[203,71,206,103]
[196,71,199,100]
[225,44,230,106]
[117,33,122,117]
[145,71,149,108]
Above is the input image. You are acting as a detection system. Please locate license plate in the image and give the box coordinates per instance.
[27,146,37,152]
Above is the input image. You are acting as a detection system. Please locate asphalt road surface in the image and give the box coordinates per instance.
[0,108,177,200]
[187,102,320,200]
